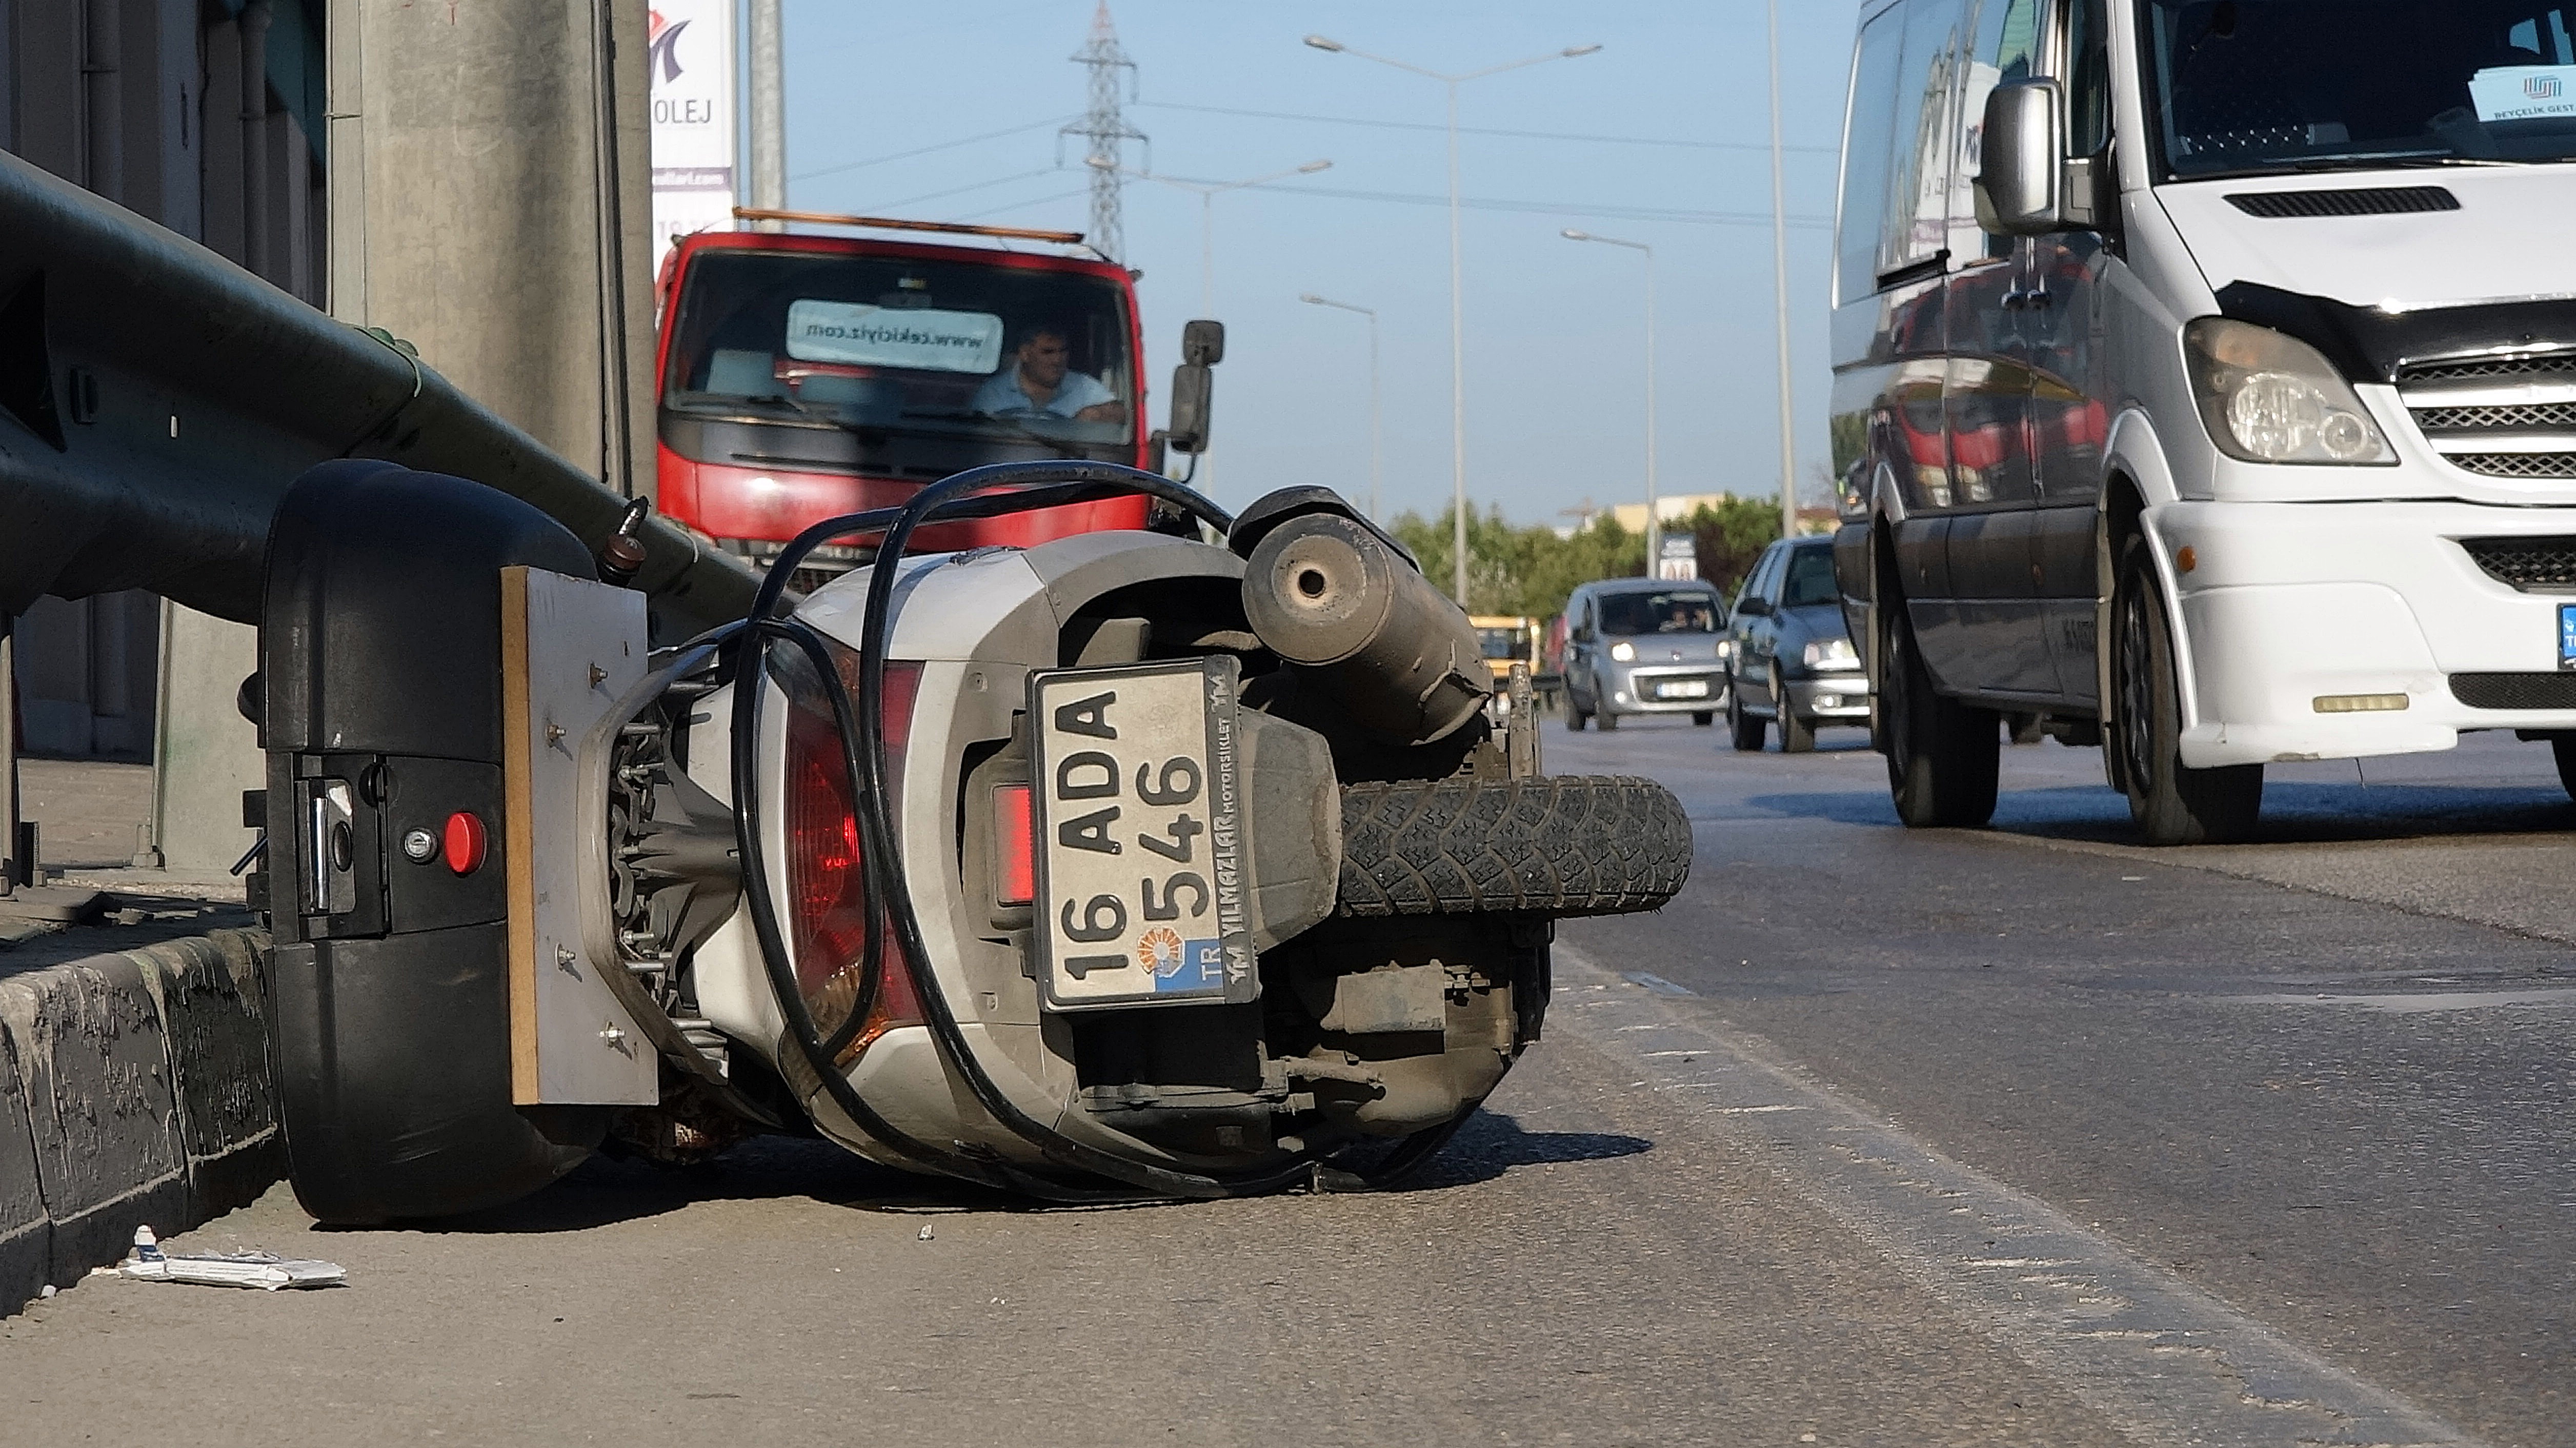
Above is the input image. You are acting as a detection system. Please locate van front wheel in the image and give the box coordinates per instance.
[2110,533,2262,845]
[1879,597,1998,828]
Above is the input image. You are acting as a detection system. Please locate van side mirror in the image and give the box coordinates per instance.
[1166,319,1225,455]
[1736,596,1772,618]
[1977,79,2064,236]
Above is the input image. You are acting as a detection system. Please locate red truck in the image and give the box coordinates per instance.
[653,210,1159,586]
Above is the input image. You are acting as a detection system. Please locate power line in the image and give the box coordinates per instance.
[790,116,1071,183]
[866,168,1059,213]
[949,186,1091,223]
[1152,173,1833,229]
[1135,99,1839,155]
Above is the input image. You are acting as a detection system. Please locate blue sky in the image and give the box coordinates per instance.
[770,1,1858,528]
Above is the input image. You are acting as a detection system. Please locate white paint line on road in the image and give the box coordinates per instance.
[2220,987,2576,1014]
[1553,945,2484,1448]
[1620,971,1696,997]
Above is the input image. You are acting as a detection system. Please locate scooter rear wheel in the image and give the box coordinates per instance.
[1334,774,1691,918]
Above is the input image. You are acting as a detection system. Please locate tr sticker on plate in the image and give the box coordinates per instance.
[1027,657,1258,1011]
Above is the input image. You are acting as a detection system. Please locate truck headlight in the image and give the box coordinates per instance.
[2184,318,2394,466]
[1609,641,1636,662]
[1803,638,1859,670]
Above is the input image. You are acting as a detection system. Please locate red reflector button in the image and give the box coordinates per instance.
[444,812,489,876]
[994,783,1034,906]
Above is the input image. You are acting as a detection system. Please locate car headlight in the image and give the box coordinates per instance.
[1609,640,1636,662]
[1716,639,1735,666]
[1803,638,1859,670]
[2183,318,2394,466]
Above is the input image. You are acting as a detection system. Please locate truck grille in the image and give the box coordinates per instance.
[2459,536,2576,591]
[2399,351,2576,477]
[2451,673,2576,710]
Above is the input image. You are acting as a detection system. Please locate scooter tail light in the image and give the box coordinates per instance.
[993,782,1035,907]
[778,645,925,1055]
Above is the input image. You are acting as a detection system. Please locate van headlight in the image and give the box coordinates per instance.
[1803,638,1859,671]
[2183,318,2394,466]
[1609,641,1637,662]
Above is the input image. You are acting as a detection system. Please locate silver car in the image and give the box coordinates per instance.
[1561,579,1729,730]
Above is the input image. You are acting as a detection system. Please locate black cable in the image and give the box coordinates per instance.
[727,462,1258,1198]
[728,613,1017,1188]
[840,464,1324,1198]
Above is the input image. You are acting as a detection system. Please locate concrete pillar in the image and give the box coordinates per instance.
[324,0,655,493]
[147,604,261,877]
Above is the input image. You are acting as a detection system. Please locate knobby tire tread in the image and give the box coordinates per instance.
[1335,774,1692,918]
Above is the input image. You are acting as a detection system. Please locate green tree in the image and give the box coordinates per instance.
[1387,506,1645,619]
[1685,495,1786,597]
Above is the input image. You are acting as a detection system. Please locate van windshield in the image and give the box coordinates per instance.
[2143,2,2576,177]
[1599,592,1721,636]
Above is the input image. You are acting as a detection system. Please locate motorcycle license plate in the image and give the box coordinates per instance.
[1027,657,1259,1011]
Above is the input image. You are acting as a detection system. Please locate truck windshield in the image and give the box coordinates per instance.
[2144,2,2576,178]
[661,249,1137,463]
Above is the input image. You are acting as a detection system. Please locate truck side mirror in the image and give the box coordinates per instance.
[1167,319,1225,455]
[1976,79,2064,236]
[1182,318,1225,365]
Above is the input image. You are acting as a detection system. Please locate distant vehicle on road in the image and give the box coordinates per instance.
[1725,536,1871,753]
[654,214,1159,591]
[1471,614,1553,699]
[1561,578,1729,730]
[1830,0,2576,844]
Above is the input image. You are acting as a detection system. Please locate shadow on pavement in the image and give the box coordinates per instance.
[1392,1108,1652,1192]
[378,1108,1650,1231]
[1745,778,2576,848]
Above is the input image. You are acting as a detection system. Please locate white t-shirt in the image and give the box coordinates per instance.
[972,364,1116,418]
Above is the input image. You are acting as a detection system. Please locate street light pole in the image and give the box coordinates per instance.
[1767,0,1798,540]
[1090,157,1332,492]
[1305,34,1601,606]
[1300,293,1382,522]
[1562,230,1659,578]
[748,0,787,232]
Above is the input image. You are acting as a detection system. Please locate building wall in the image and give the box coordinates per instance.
[2,0,326,759]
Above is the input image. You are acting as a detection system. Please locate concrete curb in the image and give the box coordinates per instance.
[0,929,281,1315]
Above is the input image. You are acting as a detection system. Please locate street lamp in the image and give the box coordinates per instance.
[1561,229,1661,580]
[1766,0,1798,541]
[1088,156,1330,495]
[1304,33,1602,606]
[1299,293,1382,523]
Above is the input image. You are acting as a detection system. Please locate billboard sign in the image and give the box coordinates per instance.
[649,1,737,276]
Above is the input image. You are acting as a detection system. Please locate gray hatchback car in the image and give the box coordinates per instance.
[1725,536,1869,752]
[1562,578,1728,730]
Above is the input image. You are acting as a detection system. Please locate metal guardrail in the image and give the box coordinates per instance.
[0,150,756,638]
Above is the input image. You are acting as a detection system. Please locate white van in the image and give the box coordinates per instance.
[1829,0,2576,843]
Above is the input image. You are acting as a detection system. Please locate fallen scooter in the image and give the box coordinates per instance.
[249,460,1690,1217]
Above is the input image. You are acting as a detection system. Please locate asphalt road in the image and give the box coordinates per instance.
[8,717,2573,1446]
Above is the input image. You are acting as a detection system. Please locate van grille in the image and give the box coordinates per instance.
[2451,673,2576,710]
[2225,186,2459,218]
[2397,349,2576,478]
[2459,536,2576,592]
